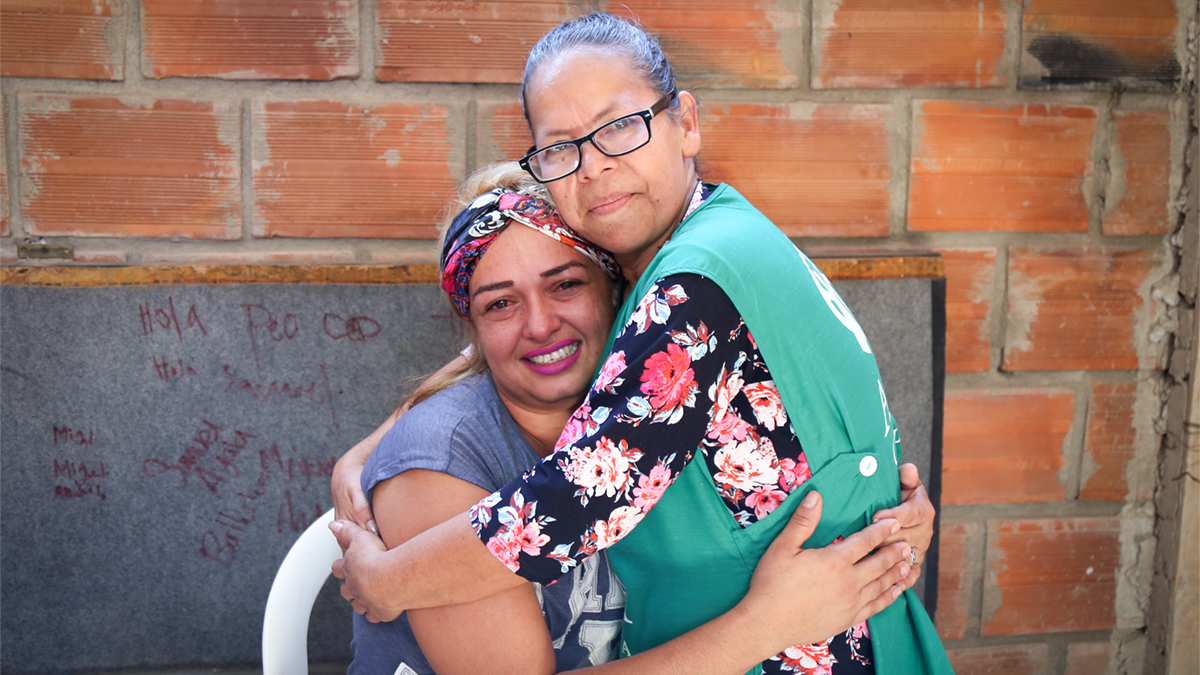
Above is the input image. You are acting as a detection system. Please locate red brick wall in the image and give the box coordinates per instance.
[1,2,1193,673]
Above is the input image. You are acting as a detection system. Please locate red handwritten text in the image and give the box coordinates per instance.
[323,313,382,342]
[142,420,257,497]
[53,459,109,500]
[53,425,95,446]
[222,363,341,428]
[139,297,206,343]
[153,355,198,381]
[242,304,300,370]
[198,440,335,566]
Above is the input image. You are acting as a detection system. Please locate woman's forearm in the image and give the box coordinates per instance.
[333,512,525,621]
[577,602,770,675]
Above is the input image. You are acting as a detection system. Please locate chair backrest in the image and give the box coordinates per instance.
[262,508,341,675]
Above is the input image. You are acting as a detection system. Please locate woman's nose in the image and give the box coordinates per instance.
[524,295,561,340]
[577,140,617,179]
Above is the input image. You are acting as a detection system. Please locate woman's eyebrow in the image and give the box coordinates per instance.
[471,280,513,298]
[541,261,586,278]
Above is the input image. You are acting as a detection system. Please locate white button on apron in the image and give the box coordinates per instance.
[859,455,878,477]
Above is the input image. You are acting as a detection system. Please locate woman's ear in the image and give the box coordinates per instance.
[676,91,702,159]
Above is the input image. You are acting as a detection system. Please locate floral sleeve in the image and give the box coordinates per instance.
[470,273,765,583]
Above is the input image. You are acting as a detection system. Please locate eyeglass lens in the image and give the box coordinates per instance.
[529,112,651,182]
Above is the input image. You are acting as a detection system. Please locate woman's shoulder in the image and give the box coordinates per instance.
[364,372,537,495]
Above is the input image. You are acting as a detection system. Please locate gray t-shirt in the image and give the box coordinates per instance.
[349,373,625,675]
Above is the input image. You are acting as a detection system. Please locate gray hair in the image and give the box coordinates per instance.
[520,12,678,126]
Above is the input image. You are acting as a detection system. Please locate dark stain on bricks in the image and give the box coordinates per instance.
[1024,33,1180,87]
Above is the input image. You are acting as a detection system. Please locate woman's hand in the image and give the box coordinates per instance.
[740,491,911,654]
[871,463,935,588]
[330,519,403,623]
[331,439,375,533]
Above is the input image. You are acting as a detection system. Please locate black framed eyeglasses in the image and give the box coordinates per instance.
[519,89,677,183]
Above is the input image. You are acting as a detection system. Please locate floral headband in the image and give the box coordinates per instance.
[440,188,620,318]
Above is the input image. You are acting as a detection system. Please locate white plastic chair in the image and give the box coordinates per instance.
[262,508,342,675]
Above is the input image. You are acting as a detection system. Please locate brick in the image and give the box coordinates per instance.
[20,95,241,239]
[376,1,573,83]
[1065,642,1111,675]
[983,517,1120,635]
[946,643,1049,675]
[1003,247,1164,371]
[73,250,127,265]
[1105,109,1173,236]
[606,0,801,88]
[935,521,980,640]
[1081,381,1156,502]
[700,103,890,237]
[1020,0,1181,89]
[253,101,463,239]
[0,0,123,80]
[368,248,438,264]
[477,100,534,165]
[942,389,1073,505]
[910,101,1097,233]
[936,248,997,373]
[813,0,1007,89]
[143,251,356,265]
[142,0,358,80]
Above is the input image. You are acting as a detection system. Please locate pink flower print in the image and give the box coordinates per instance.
[745,486,788,519]
[743,380,788,431]
[746,329,758,351]
[852,621,869,639]
[778,455,813,493]
[555,402,610,452]
[707,409,752,444]
[632,462,673,511]
[509,519,550,556]
[485,531,522,572]
[706,359,746,423]
[595,351,627,393]
[593,506,645,549]
[713,438,779,493]
[639,343,698,423]
[772,639,835,674]
[561,436,642,505]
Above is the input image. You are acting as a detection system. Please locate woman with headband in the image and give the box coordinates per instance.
[349,163,915,674]
[335,13,950,674]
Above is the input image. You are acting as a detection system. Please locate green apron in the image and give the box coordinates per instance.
[602,184,953,675]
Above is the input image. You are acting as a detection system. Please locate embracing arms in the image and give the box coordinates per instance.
[354,465,915,675]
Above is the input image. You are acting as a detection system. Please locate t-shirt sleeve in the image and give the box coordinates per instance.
[362,378,517,500]
[469,274,747,583]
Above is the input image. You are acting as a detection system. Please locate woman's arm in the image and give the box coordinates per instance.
[370,469,557,675]
[355,478,912,675]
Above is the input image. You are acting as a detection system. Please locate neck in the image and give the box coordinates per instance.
[618,168,700,283]
[496,390,579,458]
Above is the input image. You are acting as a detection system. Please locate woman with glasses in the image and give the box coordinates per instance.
[349,162,913,674]
[334,12,951,675]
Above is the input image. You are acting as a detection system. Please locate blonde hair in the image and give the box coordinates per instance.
[400,162,548,410]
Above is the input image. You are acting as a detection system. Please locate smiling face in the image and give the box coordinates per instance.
[524,49,702,280]
[469,224,616,415]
